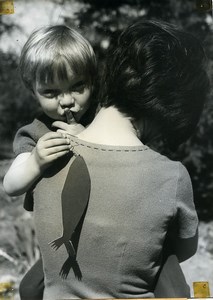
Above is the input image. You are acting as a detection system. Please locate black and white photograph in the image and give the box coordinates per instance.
[0,1,213,299]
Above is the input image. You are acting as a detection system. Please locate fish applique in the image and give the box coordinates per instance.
[49,154,91,259]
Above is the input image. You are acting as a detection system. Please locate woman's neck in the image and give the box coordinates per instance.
[77,106,143,146]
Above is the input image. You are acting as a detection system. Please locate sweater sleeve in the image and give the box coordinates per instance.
[173,163,198,239]
[13,124,37,156]
[13,116,51,156]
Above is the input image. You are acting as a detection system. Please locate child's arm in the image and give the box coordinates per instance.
[3,131,71,196]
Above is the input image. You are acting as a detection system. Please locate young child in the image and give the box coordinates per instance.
[3,24,97,300]
[3,24,97,198]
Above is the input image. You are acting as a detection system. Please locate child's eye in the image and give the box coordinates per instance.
[44,93,58,99]
[42,90,59,98]
[71,81,86,93]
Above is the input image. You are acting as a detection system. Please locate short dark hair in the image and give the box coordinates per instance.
[100,20,210,149]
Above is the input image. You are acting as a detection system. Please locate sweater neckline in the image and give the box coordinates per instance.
[68,134,149,152]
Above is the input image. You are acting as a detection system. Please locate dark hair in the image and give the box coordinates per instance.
[100,20,210,149]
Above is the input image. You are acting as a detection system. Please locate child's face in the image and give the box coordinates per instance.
[33,76,91,122]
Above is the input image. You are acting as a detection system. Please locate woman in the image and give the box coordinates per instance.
[20,20,210,299]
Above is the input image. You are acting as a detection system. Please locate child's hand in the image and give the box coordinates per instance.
[33,132,71,170]
[52,120,85,136]
[52,108,85,136]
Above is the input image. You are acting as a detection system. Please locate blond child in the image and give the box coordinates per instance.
[3,24,97,198]
[3,24,97,300]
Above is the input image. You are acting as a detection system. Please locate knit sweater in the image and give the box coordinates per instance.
[14,118,198,299]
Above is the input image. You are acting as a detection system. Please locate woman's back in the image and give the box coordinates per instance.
[32,20,209,299]
[33,135,197,299]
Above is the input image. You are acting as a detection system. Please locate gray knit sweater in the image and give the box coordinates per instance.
[14,117,198,299]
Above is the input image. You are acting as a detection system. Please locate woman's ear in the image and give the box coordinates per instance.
[132,118,144,139]
[133,118,162,144]
[30,88,36,99]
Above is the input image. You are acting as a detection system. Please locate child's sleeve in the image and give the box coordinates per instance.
[12,120,42,211]
[13,123,38,156]
[172,163,198,239]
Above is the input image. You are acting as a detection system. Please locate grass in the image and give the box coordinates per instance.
[0,159,39,299]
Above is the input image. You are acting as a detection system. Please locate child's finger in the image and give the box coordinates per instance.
[46,150,71,161]
[46,144,71,154]
[40,149,70,163]
[57,129,68,135]
[65,109,75,124]
[52,121,71,131]
[40,131,64,141]
[43,137,70,148]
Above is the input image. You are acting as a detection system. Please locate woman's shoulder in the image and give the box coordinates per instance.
[147,148,188,180]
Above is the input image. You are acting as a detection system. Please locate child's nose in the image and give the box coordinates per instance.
[59,94,75,108]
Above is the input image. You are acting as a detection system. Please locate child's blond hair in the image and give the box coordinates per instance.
[20,25,97,91]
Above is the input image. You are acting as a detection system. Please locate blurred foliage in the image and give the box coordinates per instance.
[0,0,213,220]
[0,160,40,282]
[0,51,39,143]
